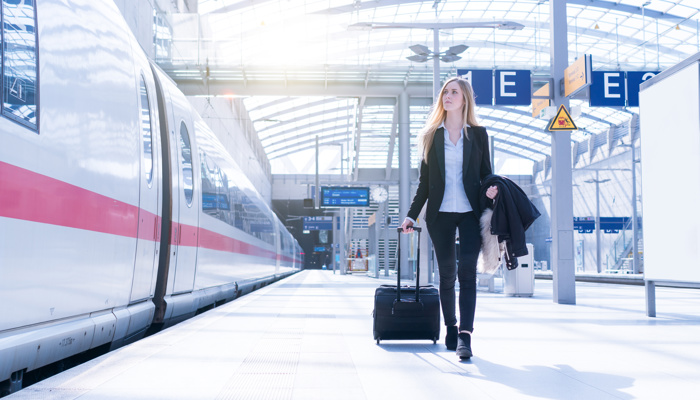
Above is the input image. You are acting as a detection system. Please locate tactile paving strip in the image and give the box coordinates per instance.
[215,304,305,399]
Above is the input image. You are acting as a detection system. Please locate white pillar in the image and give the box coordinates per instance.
[399,91,411,280]
[433,28,441,101]
[549,0,576,304]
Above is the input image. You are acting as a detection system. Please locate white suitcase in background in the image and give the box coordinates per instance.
[504,243,535,297]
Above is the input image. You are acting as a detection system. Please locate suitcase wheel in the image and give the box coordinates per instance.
[433,338,437,344]
[376,338,380,344]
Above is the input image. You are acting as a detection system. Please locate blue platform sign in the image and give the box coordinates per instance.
[627,71,659,107]
[574,217,595,234]
[600,217,629,233]
[494,70,531,106]
[303,216,333,231]
[321,186,369,207]
[572,217,641,234]
[457,69,493,105]
[590,71,626,107]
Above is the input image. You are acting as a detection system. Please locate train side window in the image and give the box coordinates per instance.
[139,76,153,184]
[178,121,193,207]
[200,151,218,218]
[1,0,39,131]
[219,170,232,224]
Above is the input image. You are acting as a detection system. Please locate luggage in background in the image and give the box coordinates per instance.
[372,227,440,344]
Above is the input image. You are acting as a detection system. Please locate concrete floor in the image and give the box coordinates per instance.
[10,270,700,400]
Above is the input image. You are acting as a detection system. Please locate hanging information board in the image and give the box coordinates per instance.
[320,187,369,207]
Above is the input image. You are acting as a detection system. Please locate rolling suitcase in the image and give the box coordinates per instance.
[373,227,441,344]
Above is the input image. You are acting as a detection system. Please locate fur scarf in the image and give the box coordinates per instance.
[477,208,504,274]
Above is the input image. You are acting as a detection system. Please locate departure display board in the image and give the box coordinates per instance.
[320,187,369,207]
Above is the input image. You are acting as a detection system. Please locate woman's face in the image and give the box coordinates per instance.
[442,81,465,113]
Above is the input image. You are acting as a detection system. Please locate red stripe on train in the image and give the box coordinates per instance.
[197,227,277,259]
[0,161,141,238]
[0,162,283,261]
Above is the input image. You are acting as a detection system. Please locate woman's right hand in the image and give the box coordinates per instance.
[400,218,414,233]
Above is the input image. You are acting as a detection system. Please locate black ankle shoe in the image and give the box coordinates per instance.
[445,326,458,350]
[456,331,472,359]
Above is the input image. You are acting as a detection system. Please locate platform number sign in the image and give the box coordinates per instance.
[590,71,659,107]
[458,69,493,105]
[494,70,531,106]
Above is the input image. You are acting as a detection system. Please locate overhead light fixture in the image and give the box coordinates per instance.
[496,21,525,30]
[406,43,469,63]
[407,55,429,62]
[348,20,512,100]
[445,44,469,55]
[409,44,431,56]
[347,22,373,31]
[440,54,462,62]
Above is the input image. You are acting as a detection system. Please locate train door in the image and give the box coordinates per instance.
[275,221,282,273]
[130,74,161,303]
[151,65,199,297]
[171,114,199,294]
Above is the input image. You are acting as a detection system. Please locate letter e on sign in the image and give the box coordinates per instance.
[494,69,530,106]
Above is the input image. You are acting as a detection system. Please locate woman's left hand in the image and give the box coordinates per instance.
[486,185,498,200]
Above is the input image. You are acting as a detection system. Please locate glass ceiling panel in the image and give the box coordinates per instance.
[179,0,700,175]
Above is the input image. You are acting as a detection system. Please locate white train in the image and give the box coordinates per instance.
[0,0,302,395]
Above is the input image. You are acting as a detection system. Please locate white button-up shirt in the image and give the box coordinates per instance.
[439,123,473,213]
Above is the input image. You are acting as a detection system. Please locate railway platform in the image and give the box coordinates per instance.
[8,270,700,400]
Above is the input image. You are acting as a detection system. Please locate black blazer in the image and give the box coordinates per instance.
[407,126,492,225]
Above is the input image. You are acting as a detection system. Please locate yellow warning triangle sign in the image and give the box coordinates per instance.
[548,104,578,131]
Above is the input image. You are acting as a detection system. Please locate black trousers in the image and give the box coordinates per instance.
[427,211,481,332]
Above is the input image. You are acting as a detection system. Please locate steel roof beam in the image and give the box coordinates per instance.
[493,146,539,162]
[319,107,552,148]
[273,136,536,164]
[261,114,354,145]
[270,133,355,159]
[317,0,695,27]
[176,80,433,97]
[479,105,613,126]
[247,96,333,114]
[253,98,346,126]
[267,122,353,158]
[258,105,355,138]
[492,137,548,158]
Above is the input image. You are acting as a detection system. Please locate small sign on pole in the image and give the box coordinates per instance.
[564,55,592,97]
[548,104,578,131]
[532,82,550,118]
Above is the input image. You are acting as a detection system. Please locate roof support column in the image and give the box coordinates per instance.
[385,101,399,180]
[353,97,366,181]
[433,28,441,101]
[399,91,411,279]
[549,0,576,304]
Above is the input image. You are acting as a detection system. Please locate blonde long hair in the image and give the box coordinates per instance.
[418,77,480,161]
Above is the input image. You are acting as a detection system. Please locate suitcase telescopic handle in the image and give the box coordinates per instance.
[396,227,422,302]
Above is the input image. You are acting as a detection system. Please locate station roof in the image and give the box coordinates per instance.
[164,0,700,175]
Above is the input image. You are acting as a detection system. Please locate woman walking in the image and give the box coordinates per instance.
[401,77,497,359]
